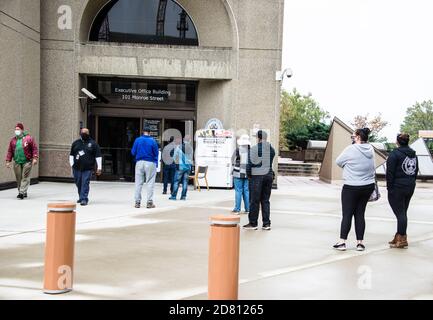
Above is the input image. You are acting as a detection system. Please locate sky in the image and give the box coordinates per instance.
[281,0,433,141]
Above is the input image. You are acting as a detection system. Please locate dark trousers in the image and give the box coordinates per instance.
[388,187,415,236]
[73,169,92,202]
[163,165,176,193]
[248,173,273,227]
[340,184,375,240]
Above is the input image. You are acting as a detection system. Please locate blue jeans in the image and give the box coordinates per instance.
[234,177,250,212]
[171,168,191,199]
[73,169,92,202]
[163,165,176,193]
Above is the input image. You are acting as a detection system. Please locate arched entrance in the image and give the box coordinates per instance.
[88,0,199,46]
[81,1,201,181]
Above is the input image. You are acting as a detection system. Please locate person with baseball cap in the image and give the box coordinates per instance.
[5,123,39,199]
[231,134,251,214]
[131,123,159,209]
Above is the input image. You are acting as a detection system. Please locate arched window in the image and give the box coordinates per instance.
[89,0,198,46]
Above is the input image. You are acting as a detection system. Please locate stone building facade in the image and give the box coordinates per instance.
[1,0,284,186]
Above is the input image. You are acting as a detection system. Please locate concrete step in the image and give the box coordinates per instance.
[278,166,320,170]
[279,162,320,166]
[279,167,320,171]
[278,163,321,168]
[279,172,319,177]
[278,162,321,177]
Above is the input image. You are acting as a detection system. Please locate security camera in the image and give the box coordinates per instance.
[81,88,97,100]
[284,68,293,78]
[276,68,293,81]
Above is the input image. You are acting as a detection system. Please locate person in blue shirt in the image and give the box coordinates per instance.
[131,125,159,209]
[169,136,193,200]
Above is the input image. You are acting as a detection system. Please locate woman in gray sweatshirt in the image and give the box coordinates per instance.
[333,128,376,252]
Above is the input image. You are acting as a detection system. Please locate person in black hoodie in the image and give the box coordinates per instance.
[386,133,419,248]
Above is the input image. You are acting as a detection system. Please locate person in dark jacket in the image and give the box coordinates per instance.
[69,128,102,206]
[243,130,276,231]
[386,133,419,248]
[5,123,39,199]
[162,136,176,195]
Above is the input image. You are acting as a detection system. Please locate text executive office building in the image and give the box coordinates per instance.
[0,0,284,185]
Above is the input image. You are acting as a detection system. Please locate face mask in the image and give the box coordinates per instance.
[81,133,90,141]
[15,130,22,136]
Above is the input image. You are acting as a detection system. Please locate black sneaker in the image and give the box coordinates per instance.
[262,224,271,231]
[243,223,258,230]
[356,243,366,252]
[23,193,27,198]
[135,202,141,208]
[333,243,346,251]
[17,193,24,200]
[77,200,81,203]
[146,202,156,209]
[80,201,88,206]
[162,191,167,195]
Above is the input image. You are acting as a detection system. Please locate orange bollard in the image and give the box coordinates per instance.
[43,202,76,294]
[208,214,241,300]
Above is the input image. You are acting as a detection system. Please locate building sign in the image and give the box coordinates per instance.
[115,87,172,102]
[88,77,197,108]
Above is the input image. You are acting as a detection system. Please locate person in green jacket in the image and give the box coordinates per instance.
[5,123,39,199]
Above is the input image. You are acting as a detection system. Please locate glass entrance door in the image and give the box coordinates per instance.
[98,117,140,181]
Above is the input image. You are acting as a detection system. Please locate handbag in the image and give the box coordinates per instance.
[369,179,381,202]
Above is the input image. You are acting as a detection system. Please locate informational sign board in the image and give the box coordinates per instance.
[144,119,162,146]
[196,128,236,188]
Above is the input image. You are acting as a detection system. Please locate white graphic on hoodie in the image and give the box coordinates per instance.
[402,157,417,175]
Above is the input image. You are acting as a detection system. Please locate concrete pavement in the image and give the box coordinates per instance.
[0,177,433,299]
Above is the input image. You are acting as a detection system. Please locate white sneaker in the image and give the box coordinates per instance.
[356,243,365,251]
[333,243,346,251]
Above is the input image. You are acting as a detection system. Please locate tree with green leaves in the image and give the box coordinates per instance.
[280,89,330,150]
[400,100,433,141]
[351,113,388,143]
